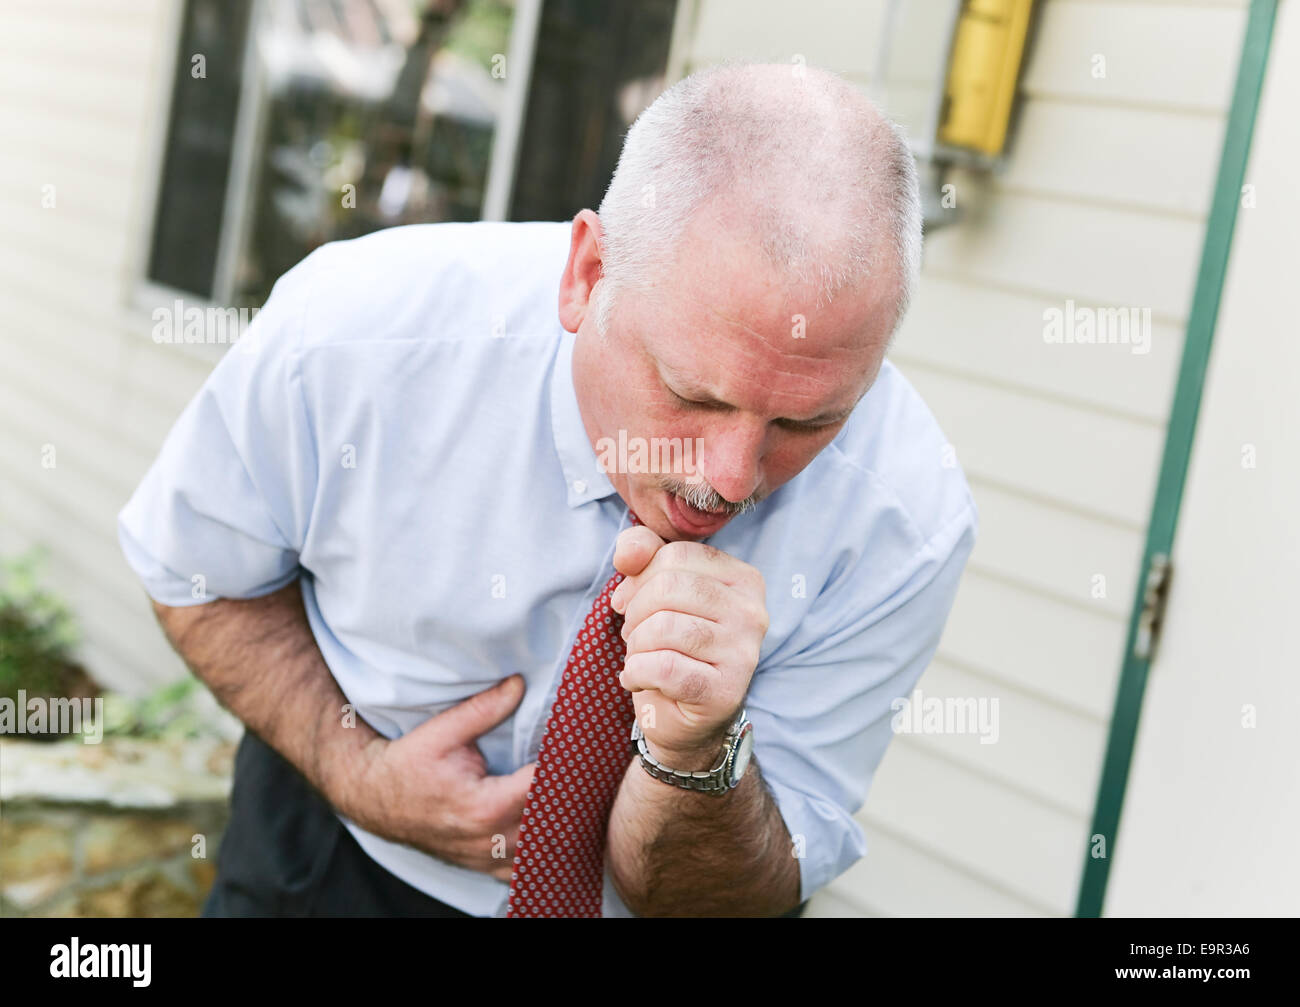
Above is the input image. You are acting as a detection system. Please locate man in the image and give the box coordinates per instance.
[118,62,977,918]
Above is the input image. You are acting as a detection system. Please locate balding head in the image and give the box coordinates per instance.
[594,61,921,342]
[557,62,921,541]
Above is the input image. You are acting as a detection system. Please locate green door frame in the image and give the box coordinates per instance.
[1075,0,1279,918]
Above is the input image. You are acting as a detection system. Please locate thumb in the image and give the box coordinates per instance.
[429,674,527,754]
[481,759,538,808]
[613,525,664,578]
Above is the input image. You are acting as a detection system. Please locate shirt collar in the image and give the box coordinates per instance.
[550,328,619,508]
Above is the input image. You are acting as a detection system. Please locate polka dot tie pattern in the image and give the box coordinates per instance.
[506,511,642,917]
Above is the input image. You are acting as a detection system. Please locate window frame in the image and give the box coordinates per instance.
[130,0,543,361]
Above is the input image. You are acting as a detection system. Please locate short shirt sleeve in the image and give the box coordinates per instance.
[117,251,324,606]
[746,500,978,905]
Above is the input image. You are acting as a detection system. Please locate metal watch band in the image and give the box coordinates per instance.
[629,709,747,796]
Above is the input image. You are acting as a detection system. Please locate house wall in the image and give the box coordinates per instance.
[1105,0,1298,916]
[669,0,1249,915]
[0,0,208,692]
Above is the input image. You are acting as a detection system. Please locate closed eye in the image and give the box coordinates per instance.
[773,417,840,433]
[666,380,847,431]
[668,387,731,412]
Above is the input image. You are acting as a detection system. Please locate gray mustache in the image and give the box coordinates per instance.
[660,477,759,516]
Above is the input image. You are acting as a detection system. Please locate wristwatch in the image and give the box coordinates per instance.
[629,708,754,795]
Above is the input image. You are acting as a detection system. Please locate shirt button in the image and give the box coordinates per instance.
[573,479,587,494]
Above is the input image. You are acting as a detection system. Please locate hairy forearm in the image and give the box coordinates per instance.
[606,744,800,917]
[150,579,382,829]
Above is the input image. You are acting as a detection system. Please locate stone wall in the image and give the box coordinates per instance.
[0,736,235,917]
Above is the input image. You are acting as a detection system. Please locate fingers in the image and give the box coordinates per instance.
[491,860,515,883]
[611,539,750,613]
[620,648,717,706]
[619,568,729,637]
[426,675,527,755]
[444,762,534,880]
[442,823,522,882]
[613,525,665,579]
[477,758,536,812]
[623,608,720,663]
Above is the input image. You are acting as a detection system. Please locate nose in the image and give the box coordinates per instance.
[698,416,765,503]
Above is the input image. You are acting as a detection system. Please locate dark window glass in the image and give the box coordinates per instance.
[145,0,678,307]
[147,0,516,308]
[509,0,677,221]
[235,0,516,306]
[147,0,252,298]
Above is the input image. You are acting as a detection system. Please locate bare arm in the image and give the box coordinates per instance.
[150,579,537,881]
[603,527,802,916]
[150,580,384,830]
[607,740,800,916]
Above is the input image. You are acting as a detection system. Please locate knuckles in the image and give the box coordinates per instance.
[689,574,721,608]
[655,650,708,704]
[658,540,695,567]
[681,616,716,654]
[623,546,769,680]
[676,670,710,705]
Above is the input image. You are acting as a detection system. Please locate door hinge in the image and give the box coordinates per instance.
[1133,552,1173,662]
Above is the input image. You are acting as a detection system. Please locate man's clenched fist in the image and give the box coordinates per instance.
[610,525,769,769]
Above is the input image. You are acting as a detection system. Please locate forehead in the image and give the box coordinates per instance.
[629,218,894,410]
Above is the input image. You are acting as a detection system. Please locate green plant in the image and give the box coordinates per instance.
[100,677,215,741]
[1,551,228,744]
[0,548,93,707]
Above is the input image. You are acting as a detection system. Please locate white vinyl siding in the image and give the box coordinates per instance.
[0,0,207,692]
[1105,0,1300,916]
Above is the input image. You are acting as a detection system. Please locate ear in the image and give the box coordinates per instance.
[558,209,606,334]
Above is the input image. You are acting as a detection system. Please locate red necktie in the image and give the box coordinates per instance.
[506,512,641,917]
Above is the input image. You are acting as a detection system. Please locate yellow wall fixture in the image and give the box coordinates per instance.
[937,0,1035,158]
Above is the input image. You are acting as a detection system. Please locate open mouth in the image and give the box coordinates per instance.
[663,489,733,537]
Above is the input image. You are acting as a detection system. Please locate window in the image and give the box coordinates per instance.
[147,0,253,299]
[146,0,520,309]
[143,0,679,311]
[509,0,677,221]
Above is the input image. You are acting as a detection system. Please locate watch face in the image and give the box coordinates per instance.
[730,725,755,783]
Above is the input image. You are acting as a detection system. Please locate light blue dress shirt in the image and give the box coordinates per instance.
[118,220,978,917]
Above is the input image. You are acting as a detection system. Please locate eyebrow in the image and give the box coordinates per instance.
[657,361,857,427]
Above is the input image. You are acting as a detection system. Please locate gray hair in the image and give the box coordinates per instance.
[593,61,922,342]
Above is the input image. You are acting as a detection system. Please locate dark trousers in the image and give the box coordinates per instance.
[203,729,807,918]
[201,730,475,917]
